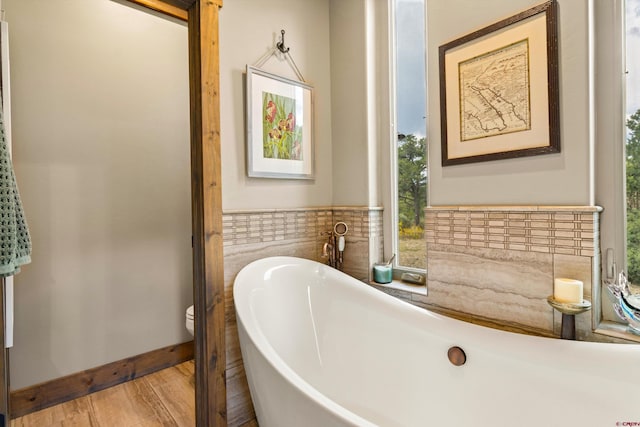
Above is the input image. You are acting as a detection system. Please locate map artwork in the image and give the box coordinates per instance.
[458,39,531,142]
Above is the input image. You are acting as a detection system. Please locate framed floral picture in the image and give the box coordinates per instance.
[246,66,314,179]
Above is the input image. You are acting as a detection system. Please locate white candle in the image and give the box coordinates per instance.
[554,278,583,303]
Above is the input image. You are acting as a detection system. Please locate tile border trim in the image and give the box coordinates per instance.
[223,206,383,215]
[428,205,603,212]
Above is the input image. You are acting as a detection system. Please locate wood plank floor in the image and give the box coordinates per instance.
[11,361,195,427]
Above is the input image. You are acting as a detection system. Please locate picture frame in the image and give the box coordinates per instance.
[439,0,559,166]
[246,65,314,179]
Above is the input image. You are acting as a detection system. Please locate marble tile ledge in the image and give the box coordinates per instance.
[368,279,428,296]
[427,205,603,212]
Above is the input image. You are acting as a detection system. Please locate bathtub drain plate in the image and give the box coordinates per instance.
[447,346,466,366]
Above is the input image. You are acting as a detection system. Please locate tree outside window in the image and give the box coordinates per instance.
[395,0,426,270]
[397,134,427,268]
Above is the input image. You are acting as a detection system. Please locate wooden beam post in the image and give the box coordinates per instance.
[188,1,226,426]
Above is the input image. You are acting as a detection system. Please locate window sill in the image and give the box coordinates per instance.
[369,279,427,296]
[594,321,640,344]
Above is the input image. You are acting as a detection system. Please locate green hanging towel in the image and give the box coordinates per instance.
[0,109,31,277]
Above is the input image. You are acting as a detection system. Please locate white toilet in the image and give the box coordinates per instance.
[186,305,194,336]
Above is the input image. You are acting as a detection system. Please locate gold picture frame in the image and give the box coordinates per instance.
[439,0,560,166]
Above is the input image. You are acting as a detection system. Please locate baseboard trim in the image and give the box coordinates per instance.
[10,340,194,418]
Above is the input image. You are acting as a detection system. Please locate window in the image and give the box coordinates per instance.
[392,0,427,271]
[625,0,640,292]
[595,0,640,339]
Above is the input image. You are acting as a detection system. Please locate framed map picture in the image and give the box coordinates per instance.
[439,0,559,166]
[246,66,314,179]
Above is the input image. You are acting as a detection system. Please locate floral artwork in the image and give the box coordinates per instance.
[262,92,303,160]
[246,66,313,179]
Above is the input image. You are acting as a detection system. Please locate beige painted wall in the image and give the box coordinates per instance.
[6,0,192,389]
[219,0,333,210]
[329,0,369,206]
[2,0,610,392]
[427,0,592,206]
[219,0,390,209]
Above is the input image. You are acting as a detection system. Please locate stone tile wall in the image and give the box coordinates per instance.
[332,207,384,280]
[424,206,601,339]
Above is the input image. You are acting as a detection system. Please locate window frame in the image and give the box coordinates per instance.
[593,0,640,341]
[387,0,428,278]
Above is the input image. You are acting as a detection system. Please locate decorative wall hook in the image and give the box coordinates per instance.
[276,29,290,54]
[251,29,306,82]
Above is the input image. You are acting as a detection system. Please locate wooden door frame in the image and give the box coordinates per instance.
[0,1,224,425]
[126,1,226,426]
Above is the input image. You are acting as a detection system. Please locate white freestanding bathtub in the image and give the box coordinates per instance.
[233,256,640,427]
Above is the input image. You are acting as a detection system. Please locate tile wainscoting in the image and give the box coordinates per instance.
[425,206,599,338]
[372,205,634,343]
[420,205,633,343]
[222,206,383,426]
